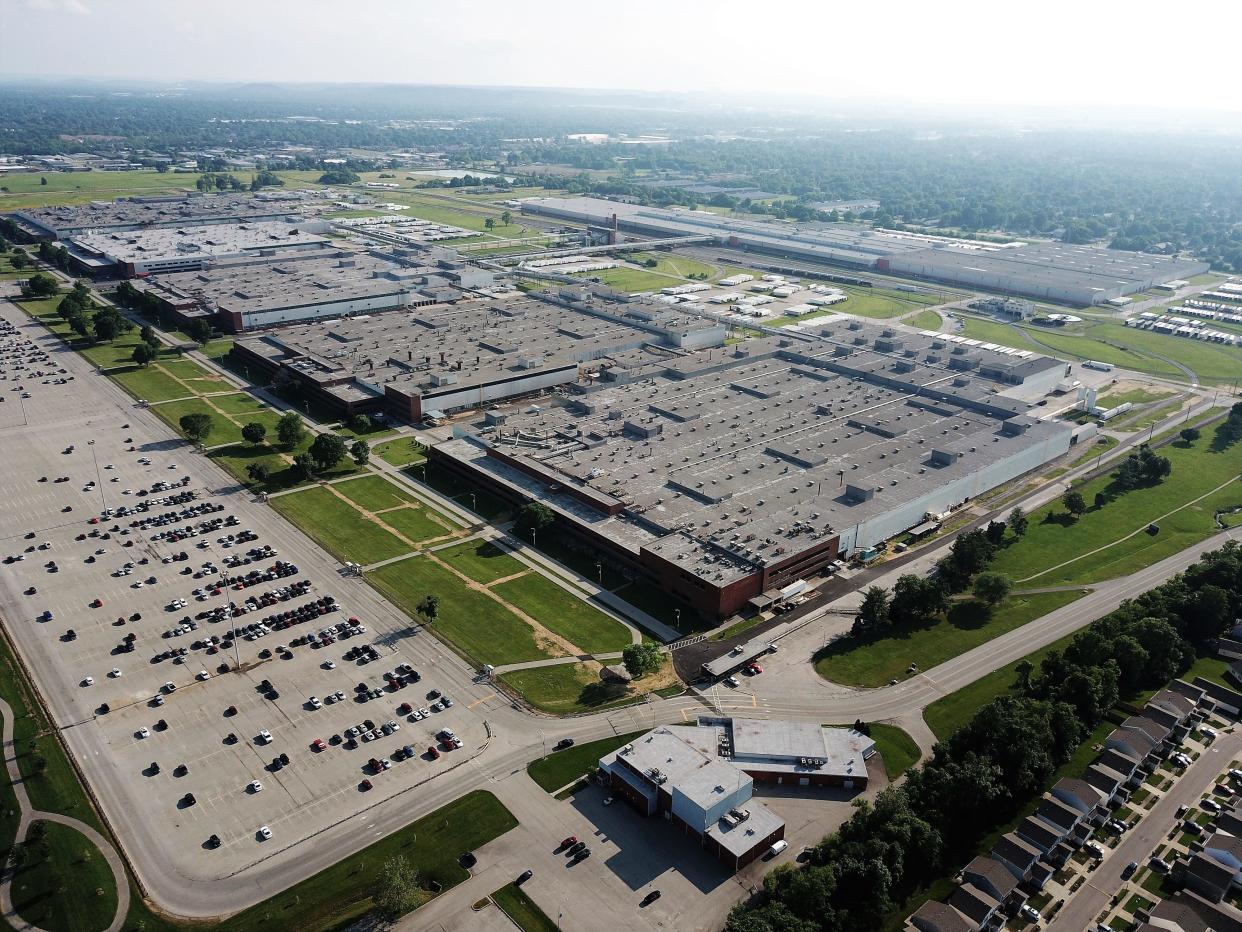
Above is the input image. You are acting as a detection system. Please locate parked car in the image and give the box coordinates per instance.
[1120,861,1138,880]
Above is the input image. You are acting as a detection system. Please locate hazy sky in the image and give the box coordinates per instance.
[3,0,1241,113]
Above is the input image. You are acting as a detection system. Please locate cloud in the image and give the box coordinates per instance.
[20,0,90,12]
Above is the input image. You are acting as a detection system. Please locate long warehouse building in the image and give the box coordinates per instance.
[521,196,1209,307]
[431,316,1075,620]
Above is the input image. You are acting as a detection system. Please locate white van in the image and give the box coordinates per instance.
[768,840,789,858]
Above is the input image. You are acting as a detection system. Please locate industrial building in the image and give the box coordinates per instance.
[430,317,1073,620]
[597,719,874,870]
[521,197,1209,307]
[62,219,333,277]
[129,248,464,333]
[12,193,307,240]
[231,285,727,421]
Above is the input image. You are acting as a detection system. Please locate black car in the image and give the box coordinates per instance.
[556,737,576,750]
[572,848,591,862]
[516,869,533,886]
[640,890,662,907]
[568,841,587,855]
[459,852,477,869]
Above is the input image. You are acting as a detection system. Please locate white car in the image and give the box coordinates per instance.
[411,709,423,721]
[308,696,322,709]
[258,730,272,744]
[323,660,336,670]
[82,675,94,686]
[258,825,271,840]
[109,668,121,678]
[249,780,263,793]
[138,726,150,739]
[197,670,210,680]
[419,708,430,717]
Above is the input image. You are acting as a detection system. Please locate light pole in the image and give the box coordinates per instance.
[86,439,105,512]
[674,608,681,632]
[596,562,602,584]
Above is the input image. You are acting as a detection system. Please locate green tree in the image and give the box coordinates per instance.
[179,412,214,444]
[517,502,555,536]
[308,432,348,470]
[416,595,440,624]
[500,210,512,226]
[187,318,212,345]
[484,217,496,231]
[92,308,124,343]
[855,586,890,633]
[131,343,156,367]
[139,324,160,352]
[350,439,370,466]
[1062,489,1086,518]
[292,451,317,479]
[972,572,1012,606]
[373,855,419,921]
[1181,427,1200,443]
[276,411,305,448]
[347,412,373,434]
[622,642,664,679]
[10,249,28,271]
[1007,506,1029,538]
[245,462,270,483]
[24,271,58,297]
[241,422,267,445]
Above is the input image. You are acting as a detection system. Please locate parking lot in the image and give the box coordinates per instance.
[0,293,502,888]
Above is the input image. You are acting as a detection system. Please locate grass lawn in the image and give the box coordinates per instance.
[501,663,649,715]
[492,574,632,654]
[159,357,228,390]
[9,820,119,932]
[270,486,413,564]
[958,315,1042,350]
[0,253,33,279]
[491,883,559,932]
[1183,654,1232,687]
[0,621,176,932]
[209,391,280,422]
[1097,387,1176,406]
[383,506,453,544]
[526,731,647,792]
[908,309,942,330]
[221,791,517,932]
[924,630,1078,739]
[711,612,768,642]
[988,427,1242,586]
[153,397,249,446]
[371,437,428,468]
[108,365,192,403]
[573,266,681,293]
[867,723,921,780]
[436,539,526,584]
[815,590,1086,688]
[629,252,717,280]
[413,465,511,521]
[611,578,707,634]
[369,556,558,666]
[333,474,417,512]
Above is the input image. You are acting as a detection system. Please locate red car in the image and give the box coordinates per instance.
[746,663,764,675]
[560,835,577,849]
[427,745,440,760]
[91,598,104,608]
[311,738,326,752]
[360,779,373,791]
[397,702,412,715]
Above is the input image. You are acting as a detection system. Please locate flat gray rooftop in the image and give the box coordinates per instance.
[136,249,440,316]
[16,193,307,236]
[71,220,330,266]
[437,318,1070,582]
[237,289,722,405]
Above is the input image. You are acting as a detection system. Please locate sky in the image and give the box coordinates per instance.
[3,0,1242,114]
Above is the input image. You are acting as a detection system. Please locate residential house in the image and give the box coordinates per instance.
[907,901,976,932]
[1136,891,1242,932]
[1185,850,1240,904]
[1119,714,1175,755]
[1016,815,1063,854]
[947,883,1001,930]
[1084,761,1130,806]
[1051,777,1108,825]
[992,832,1043,886]
[1193,677,1242,717]
[1106,725,1160,769]
[961,856,1024,910]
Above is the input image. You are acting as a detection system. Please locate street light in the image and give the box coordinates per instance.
[674,608,681,632]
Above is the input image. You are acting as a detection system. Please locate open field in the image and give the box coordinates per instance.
[270,486,414,564]
[629,252,716,280]
[333,474,417,512]
[436,539,526,584]
[491,883,560,932]
[923,630,1078,739]
[9,820,119,932]
[369,556,557,666]
[526,731,647,793]
[500,663,644,715]
[908,309,942,330]
[868,724,921,780]
[373,437,427,467]
[815,590,1086,687]
[221,791,517,932]
[572,266,682,293]
[988,427,1242,586]
[492,575,632,654]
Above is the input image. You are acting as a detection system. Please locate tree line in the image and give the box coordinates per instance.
[728,536,1242,932]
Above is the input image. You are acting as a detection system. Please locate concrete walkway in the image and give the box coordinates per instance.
[490,652,625,675]
[0,698,131,932]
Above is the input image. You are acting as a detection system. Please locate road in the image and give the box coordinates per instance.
[1048,729,1242,931]
[0,281,1237,927]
